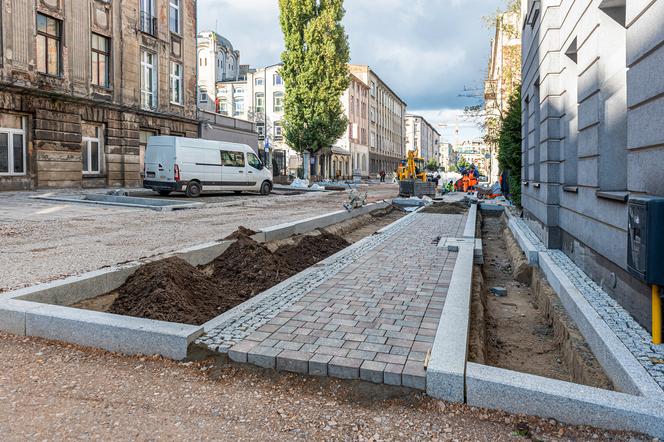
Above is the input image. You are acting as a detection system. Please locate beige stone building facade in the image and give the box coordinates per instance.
[484,10,521,183]
[405,115,440,163]
[336,74,370,178]
[0,0,198,190]
[349,65,407,176]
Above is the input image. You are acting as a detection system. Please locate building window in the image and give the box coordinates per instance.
[273,74,283,86]
[0,115,26,176]
[169,0,181,34]
[140,0,157,36]
[273,91,284,112]
[218,98,229,115]
[91,33,110,88]
[370,81,376,97]
[233,96,244,116]
[235,87,244,95]
[274,122,283,140]
[170,62,183,105]
[370,106,376,122]
[255,77,264,87]
[257,123,265,140]
[199,87,208,103]
[82,125,102,175]
[141,50,157,109]
[255,92,265,114]
[36,14,61,76]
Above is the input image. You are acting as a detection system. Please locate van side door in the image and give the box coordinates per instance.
[246,152,262,187]
[220,150,247,186]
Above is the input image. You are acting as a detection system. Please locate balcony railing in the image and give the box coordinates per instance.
[139,12,157,37]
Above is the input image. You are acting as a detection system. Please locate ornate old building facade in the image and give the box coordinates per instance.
[0,0,198,190]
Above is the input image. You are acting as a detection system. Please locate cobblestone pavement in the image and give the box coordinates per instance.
[512,213,664,390]
[547,250,664,389]
[200,211,467,389]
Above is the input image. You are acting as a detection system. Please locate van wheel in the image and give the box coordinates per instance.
[158,190,171,196]
[185,181,202,198]
[260,181,272,196]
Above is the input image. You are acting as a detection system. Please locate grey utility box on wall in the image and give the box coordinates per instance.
[627,196,664,285]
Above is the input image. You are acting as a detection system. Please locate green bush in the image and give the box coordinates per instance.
[497,88,522,206]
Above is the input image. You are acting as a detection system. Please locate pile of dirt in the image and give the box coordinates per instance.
[108,257,221,325]
[275,232,350,270]
[224,226,257,240]
[211,237,298,302]
[421,202,468,214]
[107,232,350,325]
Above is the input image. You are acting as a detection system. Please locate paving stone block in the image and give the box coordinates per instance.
[328,356,363,379]
[344,333,366,342]
[375,353,408,365]
[365,335,388,345]
[384,363,404,386]
[248,346,283,369]
[389,346,411,357]
[360,360,386,384]
[277,350,314,374]
[347,349,377,360]
[274,340,304,351]
[342,340,360,350]
[315,337,345,347]
[257,324,280,333]
[358,342,391,353]
[315,346,349,357]
[402,360,426,390]
[245,331,272,342]
[386,337,414,348]
[228,340,260,363]
[309,353,333,376]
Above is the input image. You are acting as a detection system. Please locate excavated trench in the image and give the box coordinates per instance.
[73,207,404,325]
[469,211,614,390]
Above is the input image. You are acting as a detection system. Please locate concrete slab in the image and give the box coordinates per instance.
[426,243,475,402]
[538,252,664,398]
[504,209,541,265]
[466,362,664,439]
[24,303,202,360]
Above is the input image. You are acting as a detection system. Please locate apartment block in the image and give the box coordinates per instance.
[336,74,370,178]
[0,0,198,190]
[349,65,407,175]
[521,0,664,329]
[196,31,240,113]
[405,115,440,163]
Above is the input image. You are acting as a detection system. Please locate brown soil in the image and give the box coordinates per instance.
[223,226,257,240]
[421,201,468,214]
[471,214,612,389]
[106,233,349,325]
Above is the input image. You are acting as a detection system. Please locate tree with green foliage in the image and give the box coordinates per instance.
[455,158,471,172]
[278,0,350,176]
[426,158,439,171]
[497,88,522,206]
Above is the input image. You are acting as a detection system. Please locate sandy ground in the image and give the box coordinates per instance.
[0,332,648,441]
[0,184,398,292]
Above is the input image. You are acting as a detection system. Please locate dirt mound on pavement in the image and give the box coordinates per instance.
[275,232,349,270]
[108,232,350,325]
[211,237,297,302]
[421,202,468,214]
[108,257,221,325]
[224,226,257,240]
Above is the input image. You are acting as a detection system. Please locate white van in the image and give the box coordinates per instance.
[143,136,273,197]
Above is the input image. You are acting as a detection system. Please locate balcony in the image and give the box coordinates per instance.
[140,12,157,37]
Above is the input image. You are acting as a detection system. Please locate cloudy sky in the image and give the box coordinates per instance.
[197,0,503,141]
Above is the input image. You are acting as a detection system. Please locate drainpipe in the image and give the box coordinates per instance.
[653,285,662,345]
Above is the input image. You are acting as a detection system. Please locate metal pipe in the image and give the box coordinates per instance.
[653,285,662,345]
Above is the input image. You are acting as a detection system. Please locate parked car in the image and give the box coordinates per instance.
[143,136,273,197]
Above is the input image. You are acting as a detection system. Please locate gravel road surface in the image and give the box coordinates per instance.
[0,184,397,292]
[0,332,648,441]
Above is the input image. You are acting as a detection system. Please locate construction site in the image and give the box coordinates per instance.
[1,181,662,440]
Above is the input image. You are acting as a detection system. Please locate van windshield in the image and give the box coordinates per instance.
[247,152,262,169]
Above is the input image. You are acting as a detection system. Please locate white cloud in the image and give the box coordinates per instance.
[197,0,503,122]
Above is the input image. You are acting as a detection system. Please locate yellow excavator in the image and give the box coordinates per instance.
[397,150,427,182]
[397,150,435,197]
